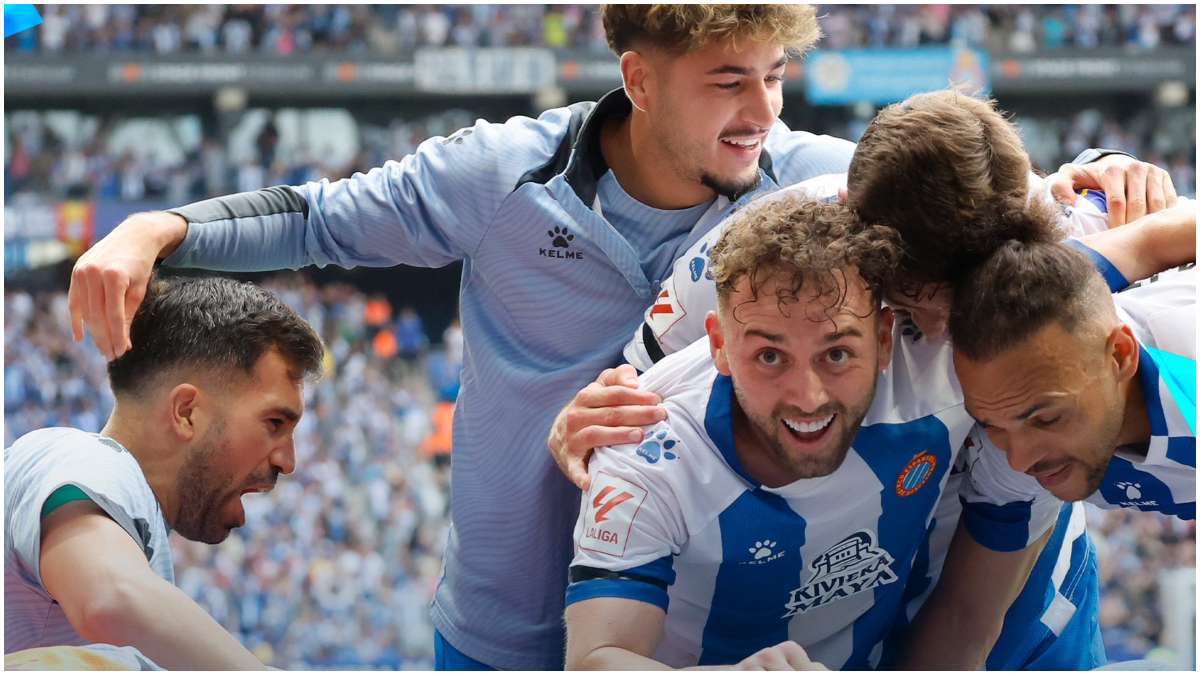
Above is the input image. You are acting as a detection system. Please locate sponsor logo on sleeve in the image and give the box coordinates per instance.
[646,276,686,339]
[581,472,649,557]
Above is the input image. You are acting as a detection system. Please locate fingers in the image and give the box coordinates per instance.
[1145,168,1166,215]
[1123,162,1148,223]
[1047,164,1085,206]
[102,269,132,358]
[596,363,641,388]
[84,268,114,360]
[67,268,86,343]
[578,382,662,409]
[565,404,666,436]
[1101,164,1128,227]
[1163,169,1178,208]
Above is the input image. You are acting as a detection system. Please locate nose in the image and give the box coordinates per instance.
[999,430,1045,474]
[271,438,296,476]
[789,365,832,414]
[742,79,779,131]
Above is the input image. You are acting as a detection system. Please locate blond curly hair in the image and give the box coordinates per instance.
[602,4,821,57]
[710,195,902,317]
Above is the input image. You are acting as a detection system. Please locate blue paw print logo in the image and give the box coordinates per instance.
[1116,481,1142,500]
[689,242,713,283]
[637,430,679,464]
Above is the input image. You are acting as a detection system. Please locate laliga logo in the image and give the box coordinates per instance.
[581,474,648,557]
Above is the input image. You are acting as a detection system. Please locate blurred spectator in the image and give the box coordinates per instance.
[6,5,1194,55]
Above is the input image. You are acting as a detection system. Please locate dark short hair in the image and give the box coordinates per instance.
[710,195,902,317]
[949,239,1112,361]
[847,90,1061,288]
[108,276,324,396]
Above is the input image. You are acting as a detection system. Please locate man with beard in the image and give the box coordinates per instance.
[951,241,1194,519]
[563,197,1058,669]
[4,276,324,669]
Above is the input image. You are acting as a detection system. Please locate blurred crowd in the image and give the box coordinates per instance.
[1089,508,1196,665]
[4,276,1195,666]
[4,276,462,669]
[7,103,1196,207]
[5,5,1195,55]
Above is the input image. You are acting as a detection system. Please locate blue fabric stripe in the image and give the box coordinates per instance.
[878,517,938,668]
[624,555,677,586]
[697,490,806,665]
[565,578,670,612]
[1065,239,1128,293]
[1144,346,1196,437]
[1136,346,1169,437]
[704,375,759,487]
[846,417,953,669]
[1079,189,1109,214]
[961,498,1033,552]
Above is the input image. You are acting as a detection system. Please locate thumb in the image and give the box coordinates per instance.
[1047,167,1082,206]
[614,363,640,388]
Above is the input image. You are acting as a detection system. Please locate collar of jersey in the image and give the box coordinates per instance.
[704,374,762,488]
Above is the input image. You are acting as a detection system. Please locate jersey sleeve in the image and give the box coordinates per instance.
[163,110,568,272]
[567,424,691,612]
[10,449,161,587]
[957,426,1063,552]
[622,174,848,371]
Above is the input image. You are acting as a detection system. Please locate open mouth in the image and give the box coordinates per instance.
[782,414,836,444]
[720,136,762,153]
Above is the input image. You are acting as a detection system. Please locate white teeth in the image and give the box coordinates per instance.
[721,137,759,148]
[783,415,834,434]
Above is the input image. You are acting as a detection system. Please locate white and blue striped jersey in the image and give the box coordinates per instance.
[625,174,1109,371]
[1105,264,1195,518]
[5,428,173,652]
[568,334,1061,669]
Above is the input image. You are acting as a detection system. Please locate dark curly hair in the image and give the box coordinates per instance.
[710,195,903,320]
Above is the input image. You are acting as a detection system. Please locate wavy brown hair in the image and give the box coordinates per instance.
[847,90,1061,289]
[602,4,821,57]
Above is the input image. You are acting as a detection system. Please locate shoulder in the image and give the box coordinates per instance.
[763,122,856,182]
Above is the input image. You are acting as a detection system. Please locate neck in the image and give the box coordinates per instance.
[600,111,716,210]
[1115,363,1152,451]
[101,402,182,528]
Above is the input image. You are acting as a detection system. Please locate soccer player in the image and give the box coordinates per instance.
[951,238,1195,519]
[5,276,324,670]
[564,197,1063,669]
[67,7,1170,668]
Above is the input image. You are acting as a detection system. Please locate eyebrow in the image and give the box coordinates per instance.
[822,326,864,343]
[745,328,785,343]
[267,406,301,423]
[964,401,1054,426]
[706,55,789,76]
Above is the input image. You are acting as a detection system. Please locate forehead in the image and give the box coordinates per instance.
[727,268,877,335]
[954,325,1090,407]
[235,349,304,405]
[671,38,785,70]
